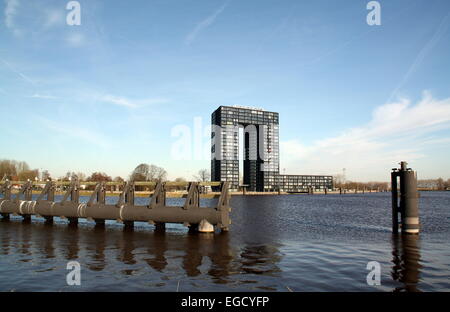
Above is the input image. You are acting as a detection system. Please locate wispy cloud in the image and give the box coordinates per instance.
[387,11,450,103]
[280,91,450,180]
[43,8,64,29]
[38,117,111,148]
[100,94,170,109]
[66,32,85,47]
[4,0,19,30]
[185,2,228,45]
[0,58,35,84]
[29,93,58,99]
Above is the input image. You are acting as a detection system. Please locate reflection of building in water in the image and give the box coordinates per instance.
[113,227,234,281]
[0,221,283,288]
[391,235,422,292]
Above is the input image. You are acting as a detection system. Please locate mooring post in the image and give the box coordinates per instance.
[392,161,420,235]
[68,180,79,226]
[123,182,135,230]
[391,168,399,234]
[324,188,327,195]
[399,162,420,234]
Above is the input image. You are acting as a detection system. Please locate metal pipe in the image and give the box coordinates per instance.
[0,181,231,232]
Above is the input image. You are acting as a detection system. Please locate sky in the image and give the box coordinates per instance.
[0,0,450,182]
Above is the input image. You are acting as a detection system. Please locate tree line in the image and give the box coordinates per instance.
[0,159,211,191]
[0,159,40,181]
[417,178,450,191]
[334,176,450,191]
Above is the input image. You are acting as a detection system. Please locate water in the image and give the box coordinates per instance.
[0,192,449,292]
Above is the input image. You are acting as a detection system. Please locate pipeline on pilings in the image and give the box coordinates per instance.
[391,161,420,235]
[0,180,231,233]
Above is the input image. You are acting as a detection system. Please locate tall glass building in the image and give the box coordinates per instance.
[211,106,333,192]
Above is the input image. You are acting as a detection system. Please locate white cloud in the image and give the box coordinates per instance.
[280,92,450,181]
[29,93,58,99]
[185,2,228,45]
[5,0,19,28]
[38,117,111,148]
[66,32,85,47]
[100,94,169,109]
[43,9,64,29]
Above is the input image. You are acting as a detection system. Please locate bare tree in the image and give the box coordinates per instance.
[435,178,445,190]
[75,172,86,181]
[194,169,210,182]
[41,170,51,181]
[0,159,18,180]
[130,163,167,182]
[113,176,124,182]
[0,159,38,181]
[17,169,39,181]
[87,172,112,182]
[333,174,344,188]
[174,177,187,191]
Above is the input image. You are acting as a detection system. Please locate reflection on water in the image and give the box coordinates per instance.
[391,234,422,292]
[1,192,449,291]
[0,220,283,290]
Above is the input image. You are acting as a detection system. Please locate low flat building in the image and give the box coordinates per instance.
[211,106,333,192]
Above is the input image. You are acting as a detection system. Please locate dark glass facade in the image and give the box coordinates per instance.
[211,106,333,192]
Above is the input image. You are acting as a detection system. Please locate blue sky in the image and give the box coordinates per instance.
[1,0,450,181]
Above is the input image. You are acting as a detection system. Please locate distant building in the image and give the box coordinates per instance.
[417,180,439,190]
[211,106,333,192]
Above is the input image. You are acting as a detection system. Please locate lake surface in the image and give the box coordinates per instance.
[0,192,449,292]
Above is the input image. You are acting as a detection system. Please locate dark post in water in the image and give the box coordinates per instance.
[391,161,420,235]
